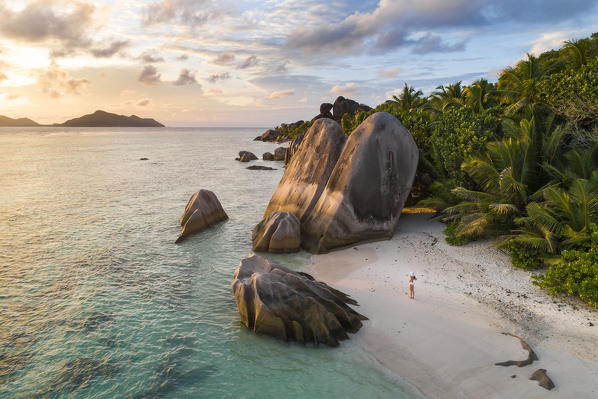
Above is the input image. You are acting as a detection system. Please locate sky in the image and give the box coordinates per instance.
[0,0,597,127]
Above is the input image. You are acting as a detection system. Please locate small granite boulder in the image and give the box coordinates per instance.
[237,151,258,162]
[252,212,300,253]
[273,147,288,161]
[176,189,228,243]
[255,129,280,142]
[263,152,274,161]
[231,255,367,346]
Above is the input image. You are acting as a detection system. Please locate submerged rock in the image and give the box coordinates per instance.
[252,212,300,253]
[247,165,276,170]
[237,151,258,162]
[264,118,346,222]
[231,255,367,346]
[176,190,228,243]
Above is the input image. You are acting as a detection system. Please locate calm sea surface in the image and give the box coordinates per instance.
[0,127,419,398]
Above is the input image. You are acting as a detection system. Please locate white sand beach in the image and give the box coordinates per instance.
[312,212,598,399]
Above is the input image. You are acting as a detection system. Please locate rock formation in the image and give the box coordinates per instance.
[311,102,334,122]
[252,212,300,253]
[332,96,372,123]
[176,190,228,243]
[255,129,280,142]
[263,118,346,222]
[529,369,555,390]
[263,152,274,161]
[273,147,288,161]
[237,151,258,162]
[300,112,418,252]
[284,134,304,164]
[231,255,367,346]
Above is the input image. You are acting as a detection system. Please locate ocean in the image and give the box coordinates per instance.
[0,127,419,398]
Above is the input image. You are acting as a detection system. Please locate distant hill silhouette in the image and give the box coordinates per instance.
[58,110,165,127]
[0,115,39,126]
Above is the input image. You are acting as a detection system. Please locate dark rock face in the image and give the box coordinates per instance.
[176,190,228,243]
[237,151,258,162]
[255,129,280,142]
[320,103,333,115]
[284,134,304,164]
[273,147,288,161]
[247,165,276,170]
[252,212,300,253]
[264,118,346,222]
[495,333,538,367]
[332,96,372,122]
[302,112,418,253]
[529,369,555,390]
[231,255,367,346]
[263,152,274,161]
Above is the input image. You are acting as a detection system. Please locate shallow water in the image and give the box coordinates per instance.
[0,127,419,398]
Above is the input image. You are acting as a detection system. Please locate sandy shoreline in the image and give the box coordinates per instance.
[311,212,598,399]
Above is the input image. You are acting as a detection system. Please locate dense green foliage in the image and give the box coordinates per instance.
[534,227,598,307]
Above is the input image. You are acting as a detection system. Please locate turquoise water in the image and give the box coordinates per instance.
[0,127,419,398]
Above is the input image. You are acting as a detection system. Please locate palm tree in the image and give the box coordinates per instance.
[564,39,589,69]
[428,81,464,113]
[463,79,496,113]
[497,53,550,117]
[392,83,424,113]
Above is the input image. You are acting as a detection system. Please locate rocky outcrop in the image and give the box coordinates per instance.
[495,333,538,367]
[237,151,257,162]
[247,165,276,170]
[273,147,288,161]
[176,190,228,243]
[263,118,346,222]
[252,212,300,253]
[529,369,555,390]
[304,113,418,252]
[311,102,334,122]
[332,96,372,123]
[284,134,304,164]
[263,152,274,161]
[255,129,280,142]
[231,255,367,346]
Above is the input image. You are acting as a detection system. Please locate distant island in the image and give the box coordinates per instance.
[0,110,164,127]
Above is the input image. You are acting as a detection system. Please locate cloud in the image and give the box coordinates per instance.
[213,53,235,65]
[377,66,402,79]
[177,54,189,61]
[137,98,151,106]
[529,32,570,55]
[267,89,295,99]
[138,65,161,85]
[38,61,90,98]
[331,82,359,97]
[284,0,597,56]
[139,52,165,63]
[0,0,96,55]
[208,88,222,95]
[173,68,197,85]
[91,40,129,58]
[142,0,220,27]
[207,72,231,83]
[0,72,6,82]
[237,55,258,69]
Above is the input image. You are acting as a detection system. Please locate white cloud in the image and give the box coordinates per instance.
[331,82,359,97]
[267,89,295,99]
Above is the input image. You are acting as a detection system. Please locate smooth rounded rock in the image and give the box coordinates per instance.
[176,189,228,243]
[231,255,367,346]
[273,147,288,161]
[263,152,274,161]
[238,151,257,162]
[252,212,300,253]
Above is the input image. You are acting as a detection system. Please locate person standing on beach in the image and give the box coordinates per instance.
[409,272,417,299]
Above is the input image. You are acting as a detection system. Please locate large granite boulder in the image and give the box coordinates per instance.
[255,129,280,142]
[284,133,304,164]
[237,151,257,162]
[263,118,346,221]
[332,96,371,122]
[273,147,288,161]
[252,212,300,253]
[176,190,228,243]
[231,255,367,346]
[302,113,418,252]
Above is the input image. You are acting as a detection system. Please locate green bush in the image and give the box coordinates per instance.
[507,241,544,270]
[444,221,475,245]
[534,229,598,307]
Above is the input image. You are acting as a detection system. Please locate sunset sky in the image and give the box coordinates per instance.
[1,0,597,126]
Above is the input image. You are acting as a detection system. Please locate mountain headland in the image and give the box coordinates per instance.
[0,110,164,127]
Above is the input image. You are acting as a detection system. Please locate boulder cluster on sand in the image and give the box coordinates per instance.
[175,189,228,243]
[230,255,367,346]
[254,96,372,143]
[255,112,418,253]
